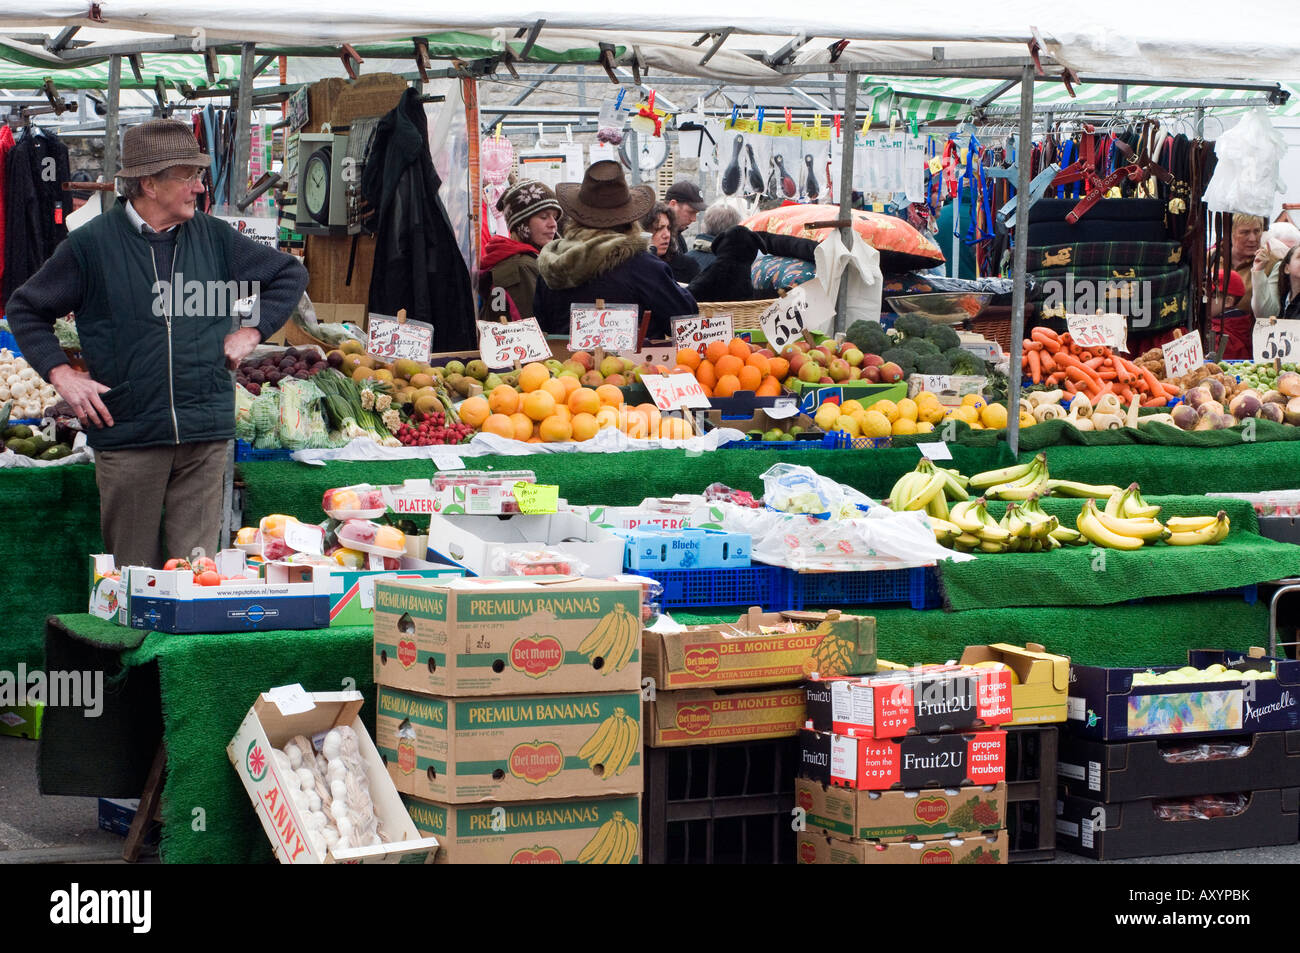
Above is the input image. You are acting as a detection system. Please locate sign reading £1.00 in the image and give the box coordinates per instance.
[643,373,711,411]
[1252,318,1300,363]
[674,313,733,357]
[1161,331,1205,381]
[366,313,434,364]
[477,318,552,369]
[569,304,639,352]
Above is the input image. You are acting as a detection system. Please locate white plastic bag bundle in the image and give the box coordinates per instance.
[1204,107,1287,217]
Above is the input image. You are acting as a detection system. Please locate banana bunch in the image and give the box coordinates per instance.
[1165,512,1231,545]
[887,457,969,523]
[969,453,1120,501]
[577,811,639,864]
[578,708,640,777]
[947,497,1011,553]
[577,604,639,673]
[1075,498,1169,550]
[1105,483,1161,520]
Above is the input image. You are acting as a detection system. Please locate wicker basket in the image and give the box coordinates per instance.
[968,305,1013,353]
[696,298,776,331]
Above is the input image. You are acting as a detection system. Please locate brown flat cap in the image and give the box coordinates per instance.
[116,118,211,179]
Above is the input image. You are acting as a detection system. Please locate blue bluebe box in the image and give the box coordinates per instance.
[616,526,751,570]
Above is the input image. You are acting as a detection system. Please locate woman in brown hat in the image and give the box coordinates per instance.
[534,161,697,338]
[479,178,562,321]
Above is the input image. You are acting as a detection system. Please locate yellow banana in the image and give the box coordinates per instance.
[1089,505,1169,542]
[938,468,970,501]
[610,714,640,776]
[610,612,639,672]
[949,500,985,534]
[1165,515,1220,533]
[1213,514,1231,542]
[1076,500,1144,551]
[578,819,616,863]
[579,712,621,763]
[618,816,640,863]
[969,460,1035,489]
[978,540,1007,553]
[906,470,947,511]
[1104,488,1132,518]
[1049,524,1086,545]
[578,611,618,656]
[1119,486,1161,519]
[975,502,1010,543]
[1045,479,1123,499]
[1166,513,1230,546]
[953,532,980,552]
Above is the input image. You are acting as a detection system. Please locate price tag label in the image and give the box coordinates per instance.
[477,318,551,369]
[284,521,325,556]
[643,373,711,410]
[1067,313,1128,352]
[1161,332,1205,381]
[922,375,953,393]
[265,683,315,717]
[674,313,733,357]
[928,157,944,174]
[760,290,810,354]
[916,442,953,461]
[1253,318,1300,362]
[431,450,466,471]
[366,314,433,364]
[569,304,639,352]
[514,482,559,515]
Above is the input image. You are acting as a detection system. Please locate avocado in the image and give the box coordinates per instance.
[6,437,36,456]
[28,436,53,455]
[39,445,72,461]
[5,424,32,440]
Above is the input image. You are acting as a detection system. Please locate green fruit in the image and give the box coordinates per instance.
[28,437,53,455]
[465,359,489,381]
[778,432,796,441]
[6,438,36,457]
[5,424,32,440]
[763,428,783,441]
[443,360,465,376]
[39,445,71,461]
[788,425,804,435]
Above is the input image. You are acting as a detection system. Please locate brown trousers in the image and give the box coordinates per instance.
[94,440,230,569]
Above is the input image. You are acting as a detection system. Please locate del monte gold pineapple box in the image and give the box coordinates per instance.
[795,777,1007,842]
[373,577,642,696]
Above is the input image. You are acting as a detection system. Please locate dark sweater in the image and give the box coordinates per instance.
[7,211,309,383]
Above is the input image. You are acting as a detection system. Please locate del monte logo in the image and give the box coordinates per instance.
[510,635,564,679]
[510,845,564,864]
[675,705,712,735]
[246,740,268,782]
[914,797,949,825]
[684,648,720,678]
[921,847,954,864]
[397,639,417,668]
[509,741,564,785]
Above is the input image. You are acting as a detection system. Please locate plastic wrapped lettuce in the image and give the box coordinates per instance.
[234,384,256,441]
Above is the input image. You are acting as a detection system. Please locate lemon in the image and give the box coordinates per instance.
[915,421,935,434]
[840,400,864,416]
[962,393,988,410]
[872,399,900,423]
[1019,412,1037,428]
[814,402,841,431]
[835,415,861,436]
[919,400,947,424]
[915,390,937,404]
[980,403,1009,429]
[859,410,892,438]
[896,397,919,422]
[892,417,918,435]
[953,405,979,425]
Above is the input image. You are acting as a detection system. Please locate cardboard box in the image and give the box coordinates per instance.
[795,777,1007,841]
[321,560,463,628]
[575,499,727,532]
[644,608,876,691]
[906,374,988,407]
[1058,730,1300,802]
[1066,648,1300,741]
[0,704,43,739]
[376,687,643,803]
[805,667,1013,738]
[226,690,440,864]
[383,474,535,517]
[617,527,752,570]
[1056,789,1300,861]
[799,728,1006,791]
[959,642,1070,725]
[126,563,332,633]
[425,511,626,577]
[705,406,821,437]
[644,686,807,747]
[403,794,641,864]
[88,554,125,623]
[373,577,642,696]
[796,829,1008,865]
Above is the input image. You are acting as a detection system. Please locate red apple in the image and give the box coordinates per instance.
[789,353,808,374]
[862,353,884,367]
[864,365,882,382]
[829,359,851,382]
[818,375,834,384]
[849,367,863,380]
[842,348,864,367]
[604,374,627,386]
[781,344,802,361]
[572,351,594,371]
[797,362,822,383]
[879,362,904,383]
[758,348,775,359]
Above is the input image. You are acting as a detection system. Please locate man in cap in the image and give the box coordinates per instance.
[665,180,706,257]
[8,118,309,568]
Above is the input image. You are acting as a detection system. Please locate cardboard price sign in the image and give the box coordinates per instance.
[477,318,551,369]
[1253,318,1300,363]
[643,373,711,410]
[674,313,733,356]
[922,375,952,394]
[1162,332,1205,380]
[1067,313,1128,352]
[367,314,433,364]
[569,304,638,352]
[760,290,810,353]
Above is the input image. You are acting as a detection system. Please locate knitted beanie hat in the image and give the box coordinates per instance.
[497,179,562,233]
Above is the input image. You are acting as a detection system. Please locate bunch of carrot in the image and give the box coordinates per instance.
[1022,328,1181,408]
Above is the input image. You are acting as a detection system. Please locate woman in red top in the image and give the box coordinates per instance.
[479,179,562,321]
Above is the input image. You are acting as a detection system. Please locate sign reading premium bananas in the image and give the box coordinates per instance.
[373,577,643,696]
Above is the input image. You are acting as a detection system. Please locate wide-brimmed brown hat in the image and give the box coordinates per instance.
[116,118,212,179]
[556,160,655,229]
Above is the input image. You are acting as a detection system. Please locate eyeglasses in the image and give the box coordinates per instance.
[160,169,204,186]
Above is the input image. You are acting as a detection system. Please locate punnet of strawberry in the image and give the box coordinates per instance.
[703,482,762,508]
[394,410,475,447]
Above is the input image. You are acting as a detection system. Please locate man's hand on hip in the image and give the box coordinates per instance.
[49,364,114,428]
[223,326,262,369]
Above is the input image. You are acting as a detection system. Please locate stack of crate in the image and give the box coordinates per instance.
[371,575,646,863]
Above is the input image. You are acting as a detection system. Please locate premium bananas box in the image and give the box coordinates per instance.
[373,577,642,696]
[644,686,807,747]
[797,829,1008,864]
[376,687,642,803]
[795,777,1007,841]
[798,728,1006,791]
[959,642,1070,725]
[804,666,1012,739]
[643,608,875,691]
[403,794,641,864]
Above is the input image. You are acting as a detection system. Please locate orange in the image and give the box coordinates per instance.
[676,348,702,370]
[746,353,771,378]
[595,406,620,429]
[541,377,568,403]
[696,360,717,390]
[624,412,649,439]
[727,338,752,360]
[699,383,713,398]
[714,354,744,378]
[539,415,573,442]
[568,387,601,416]
[737,365,763,393]
[508,412,533,441]
[671,364,696,375]
[637,403,662,433]
[459,396,490,428]
[518,362,550,393]
[756,375,782,397]
[704,340,729,364]
[550,405,573,424]
[482,413,515,439]
[769,356,790,381]
[488,385,519,416]
[660,417,691,440]
[571,412,599,441]
[521,390,556,422]
[714,374,741,398]
[558,375,581,398]
[527,436,543,444]
[595,384,624,407]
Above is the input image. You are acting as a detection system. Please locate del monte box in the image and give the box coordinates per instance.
[374,577,642,696]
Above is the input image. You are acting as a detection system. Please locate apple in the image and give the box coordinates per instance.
[603,373,627,387]
[795,340,812,353]
[862,353,884,367]
[807,349,828,365]
[797,362,822,383]
[819,375,834,384]
[544,359,564,374]
[620,358,637,374]
[829,358,851,382]
[842,347,864,367]
[849,367,862,380]
[879,362,904,383]
[562,359,586,376]
[571,351,594,371]
[781,344,802,361]
[580,370,604,387]
[788,353,808,374]
[599,356,623,377]
[757,348,775,359]
[863,365,882,382]
[814,345,836,362]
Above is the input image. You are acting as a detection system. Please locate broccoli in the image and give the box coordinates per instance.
[944,347,987,376]
[892,312,932,339]
[881,347,919,376]
[915,353,954,376]
[925,323,962,352]
[900,338,941,357]
[845,319,891,356]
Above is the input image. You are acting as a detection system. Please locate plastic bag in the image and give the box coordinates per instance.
[1203,107,1287,217]
[1152,793,1248,822]
[234,384,256,441]
[761,464,843,519]
[277,377,326,450]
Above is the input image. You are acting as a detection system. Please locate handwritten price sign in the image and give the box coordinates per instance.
[674,313,733,357]
[1067,313,1128,352]
[1162,332,1205,381]
[759,280,833,353]
[366,314,433,364]
[569,304,639,352]
[1253,318,1300,362]
[643,373,711,411]
[477,318,552,369]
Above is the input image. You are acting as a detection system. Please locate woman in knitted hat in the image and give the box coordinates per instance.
[479,178,562,321]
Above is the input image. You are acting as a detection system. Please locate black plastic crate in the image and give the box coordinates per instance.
[644,737,798,864]
[1005,724,1058,863]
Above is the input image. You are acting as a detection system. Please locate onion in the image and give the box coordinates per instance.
[1279,372,1300,399]
[1286,397,1300,426]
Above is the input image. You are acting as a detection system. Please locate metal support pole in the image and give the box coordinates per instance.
[1195,106,1205,139]
[102,54,121,212]
[233,42,256,207]
[834,71,857,336]
[1007,66,1034,457]
[626,129,641,185]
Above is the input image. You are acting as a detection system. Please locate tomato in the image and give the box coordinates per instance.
[163,558,191,571]
[196,571,221,586]
[192,557,218,574]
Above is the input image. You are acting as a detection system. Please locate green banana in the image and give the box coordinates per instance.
[1045,479,1124,499]
[968,460,1035,490]
[949,500,985,535]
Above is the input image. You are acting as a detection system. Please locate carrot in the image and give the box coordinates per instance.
[1028,349,1042,384]
[1115,385,1135,404]
[1098,369,1119,380]
[1063,380,1079,396]
[1031,327,1060,347]
[1141,394,1169,407]
[1039,352,1056,373]
[1084,357,1105,370]
[1024,340,1043,351]
[1056,353,1105,389]
[1079,350,1095,362]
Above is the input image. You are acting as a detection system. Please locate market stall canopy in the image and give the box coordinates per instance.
[0,1,1296,83]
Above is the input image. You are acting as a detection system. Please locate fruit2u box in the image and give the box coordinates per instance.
[373,577,642,696]
[804,666,1012,739]
[798,728,1006,791]
[644,686,807,747]
[959,642,1070,725]
[642,608,876,692]
[797,829,1008,865]
[403,794,641,864]
[376,687,643,803]
[795,777,1007,841]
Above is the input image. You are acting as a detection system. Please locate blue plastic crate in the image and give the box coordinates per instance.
[720,437,822,450]
[791,565,939,610]
[820,431,892,450]
[235,440,294,462]
[640,564,791,611]
[0,330,18,355]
